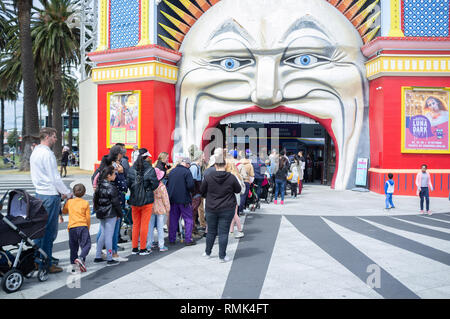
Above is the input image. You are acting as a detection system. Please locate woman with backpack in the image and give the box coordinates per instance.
[274,156,289,205]
[93,166,123,266]
[126,148,159,255]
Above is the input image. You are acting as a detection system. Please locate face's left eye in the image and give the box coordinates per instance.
[284,54,327,68]
[210,57,253,71]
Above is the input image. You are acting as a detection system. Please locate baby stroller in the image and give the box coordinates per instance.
[0,190,50,293]
[246,182,260,212]
[260,176,272,204]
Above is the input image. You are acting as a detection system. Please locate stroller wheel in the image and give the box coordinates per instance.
[1,269,24,294]
[37,268,49,282]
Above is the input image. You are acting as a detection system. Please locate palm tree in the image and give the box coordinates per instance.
[33,0,80,160]
[62,74,78,152]
[0,84,19,156]
[13,0,40,171]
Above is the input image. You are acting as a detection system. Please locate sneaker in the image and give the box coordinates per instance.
[131,248,139,255]
[151,242,159,249]
[49,265,63,273]
[219,256,231,263]
[94,258,106,263]
[118,238,127,244]
[280,200,284,205]
[159,246,168,252]
[235,231,244,239]
[107,260,120,266]
[391,206,396,209]
[185,241,197,246]
[51,257,59,265]
[420,210,425,214]
[427,211,432,216]
[202,252,212,258]
[74,258,87,272]
[114,255,129,262]
[139,249,151,256]
[274,200,277,204]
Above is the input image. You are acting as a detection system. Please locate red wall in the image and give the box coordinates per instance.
[97,80,176,164]
[369,76,450,170]
[369,76,450,197]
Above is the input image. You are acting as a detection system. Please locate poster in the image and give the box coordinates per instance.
[402,87,450,154]
[355,158,369,187]
[107,91,140,149]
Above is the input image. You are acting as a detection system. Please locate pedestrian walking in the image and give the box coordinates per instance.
[236,151,254,213]
[166,157,196,245]
[297,152,305,194]
[226,160,246,239]
[189,150,204,237]
[148,168,170,252]
[60,146,69,177]
[62,184,91,272]
[274,156,289,205]
[200,153,242,262]
[127,148,159,255]
[252,153,266,202]
[31,127,72,273]
[288,159,300,198]
[384,173,395,210]
[415,164,434,215]
[93,166,123,266]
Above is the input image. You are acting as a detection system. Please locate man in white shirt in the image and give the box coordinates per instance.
[31,127,72,273]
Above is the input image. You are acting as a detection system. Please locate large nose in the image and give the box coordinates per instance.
[251,56,282,107]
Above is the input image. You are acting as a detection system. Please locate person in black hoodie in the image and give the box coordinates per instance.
[166,157,196,245]
[200,154,242,262]
[93,166,123,266]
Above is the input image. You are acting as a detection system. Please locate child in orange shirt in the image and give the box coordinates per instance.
[62,184,91,272]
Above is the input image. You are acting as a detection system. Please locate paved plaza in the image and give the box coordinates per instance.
[0,174,449,299]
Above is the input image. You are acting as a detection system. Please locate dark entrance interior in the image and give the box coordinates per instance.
[215,121,336,186]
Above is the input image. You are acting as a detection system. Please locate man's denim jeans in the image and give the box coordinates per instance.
[34,194,61,266]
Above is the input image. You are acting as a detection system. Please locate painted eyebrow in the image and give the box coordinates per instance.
[281,17,332,43]
[206,18,256,47]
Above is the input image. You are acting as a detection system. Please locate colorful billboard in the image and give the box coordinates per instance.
[107,91,141,149]
[401,87,450,154]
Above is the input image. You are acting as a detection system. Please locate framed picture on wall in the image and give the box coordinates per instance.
[107,90,141,149]
[401,87,450,154]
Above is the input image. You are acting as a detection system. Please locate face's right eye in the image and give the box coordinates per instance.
[210,57,253,71]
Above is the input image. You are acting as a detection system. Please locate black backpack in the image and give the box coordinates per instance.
[129,168,153,207]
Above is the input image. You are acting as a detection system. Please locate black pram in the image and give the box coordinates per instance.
[0,189,50,293]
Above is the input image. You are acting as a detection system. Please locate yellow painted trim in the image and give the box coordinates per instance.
[369,168,450,173]
[107,90,142,149]
[388,0,404,37]
[401,86,450,154]
[366,56,450,79]
[97,0,109,51]
[138,0,151,46]
[92,61,178,84]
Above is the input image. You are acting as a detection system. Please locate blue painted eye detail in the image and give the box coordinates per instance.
[210,57,253,71]
[285,54,325,68]
[221,58,239,70]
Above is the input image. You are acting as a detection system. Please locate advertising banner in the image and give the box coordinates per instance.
[107,91,141,149]
[355,157,369,187]
[402,87,450,154]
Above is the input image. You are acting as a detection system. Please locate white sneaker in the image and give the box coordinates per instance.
[202,252,212,258]
[220,256,231,263]
[235,231,244,239]
[114,256,129,262]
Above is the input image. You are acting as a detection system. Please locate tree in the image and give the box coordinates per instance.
[62,74,78,152]
[33,0,80,160]
[0,84,19,156]
[7,128,19,148]
[14,0,41,171]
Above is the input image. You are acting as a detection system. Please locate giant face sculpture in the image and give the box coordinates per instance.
[174,0,369,190]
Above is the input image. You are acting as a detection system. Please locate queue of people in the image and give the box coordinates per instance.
[28,127,440,274]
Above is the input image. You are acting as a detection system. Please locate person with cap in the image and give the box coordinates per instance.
[131,145,139,165]
[126,148,159,255]
[200,153,242,262]
[166,157,196,245]
[148,167,170,252]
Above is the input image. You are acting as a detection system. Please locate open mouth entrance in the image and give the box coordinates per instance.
[201,111,337,187]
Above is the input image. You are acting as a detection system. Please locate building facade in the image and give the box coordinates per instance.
[80,0,450,197]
